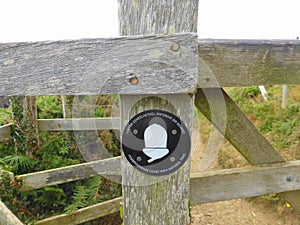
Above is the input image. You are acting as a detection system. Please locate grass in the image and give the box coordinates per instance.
[0,107,11,126]
[225,85,299,156]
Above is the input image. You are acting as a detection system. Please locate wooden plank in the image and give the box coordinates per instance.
[2,38,299,97]
[198,39,300,87]
[194,88,300,211]
[0,200,24,225]
[0,33,197,96]
[17,157,121,191]
[119,0,198,224]
[0,123,12,141]
[38,118,120,131]
[35,197,122,225]
[190,160,300,205]
[195,88,285,164]
[1,38,300,97]
[120,95,194,224]
[0,118,121,137]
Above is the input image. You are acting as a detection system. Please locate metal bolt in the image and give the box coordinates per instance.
[171,129,177,135]
[170,157,176,162]
[133,129,139,135]
[171,42,180,51]
[137,156,142,162]
[286,175,294,182]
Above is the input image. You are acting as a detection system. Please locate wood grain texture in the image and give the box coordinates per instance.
[2,37,299,97]
[121,95,194,225]
[0,201,23,225]
[38,118,120,131]
[0,118,120,142]
[198,39,300,87]
[34,197,122,225]
[0,119,120,139]
[0,123,12,141]
[13,156,300,206]
[0,34,197,96]
[118,0,198,35]
[17,157,121,191]
[119,0,198,224]
[190,160,300,204]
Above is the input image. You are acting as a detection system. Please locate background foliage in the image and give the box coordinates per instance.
[0,95,121,224]
[0,85,299,224]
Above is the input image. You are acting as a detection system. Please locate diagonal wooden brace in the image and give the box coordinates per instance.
[195,87,300,212]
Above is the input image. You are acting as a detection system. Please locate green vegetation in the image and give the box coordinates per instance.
[0,86,299,224]
[0,107,11,126]
[227,85,299,156]
[224,85,300,208]
[0,95,121,224]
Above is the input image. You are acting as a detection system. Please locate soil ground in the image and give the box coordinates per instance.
[189,133,300,225]
[190,198,300,225]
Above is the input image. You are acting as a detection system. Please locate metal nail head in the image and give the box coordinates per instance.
[171,43,180,51]
[286,175,294,182]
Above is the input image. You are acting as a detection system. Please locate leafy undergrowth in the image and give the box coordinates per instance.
[225,85,300,161]
[0,95,121,224]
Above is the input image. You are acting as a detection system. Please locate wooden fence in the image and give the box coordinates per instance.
[1,91,300,224]
[1,117,300,224]
[1,0,300,224]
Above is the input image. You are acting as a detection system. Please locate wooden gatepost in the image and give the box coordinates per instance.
[118,1,198,224]
[1,0,300,224]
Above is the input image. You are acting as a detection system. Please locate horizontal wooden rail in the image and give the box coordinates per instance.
[38,118,120,131]
[0,33,198,96]
[14,160,300,224]
[14,158,300,205]
[17,157,121,191]
[35,197,122,225]
[0,123,12,141]
[198,39,300,87]
[0,118,121,140]
[1,36,300,97]
[190,160,300,205]
[4,159,300,224]
[0,200,23,225]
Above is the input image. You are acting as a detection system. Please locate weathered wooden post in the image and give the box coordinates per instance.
[118,0,198,224]
[11,96,39,158]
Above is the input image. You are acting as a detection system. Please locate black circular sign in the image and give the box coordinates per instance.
[122,109,191,176]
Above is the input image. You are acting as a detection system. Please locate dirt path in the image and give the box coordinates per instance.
[190,199,300,225]
[190,141,300,224]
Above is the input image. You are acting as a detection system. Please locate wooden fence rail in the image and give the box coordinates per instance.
[0,201,23,225]
[2,158,300,225]
[1,39,300,97]
[0,1,299,223]
[11,159,300,204]
[0,123,12,141]
[17,157,121,191]
[198,39,300,87]
[34,197,122,225]
[0,118,120,141]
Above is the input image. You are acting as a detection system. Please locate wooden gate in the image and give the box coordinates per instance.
[1,0,300,224]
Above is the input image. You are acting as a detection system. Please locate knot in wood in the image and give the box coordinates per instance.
[129,76,138,85]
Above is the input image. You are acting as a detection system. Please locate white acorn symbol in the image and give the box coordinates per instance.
[142,124,169,163]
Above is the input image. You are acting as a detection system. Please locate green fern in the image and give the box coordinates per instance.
[85,176,101,203]
[1,154,36,174]
[64,185,87,213]
[64,176,102,214]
